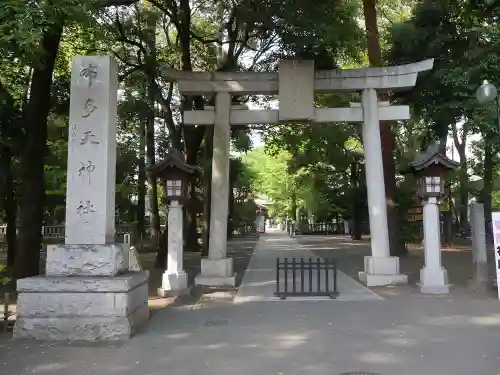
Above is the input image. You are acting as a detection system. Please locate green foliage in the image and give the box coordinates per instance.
[0,0,99,66]
[386,0,500,235]
[0,265,10,287]
[243,147,295,218]
[492,191,500,211]
[388,0,500,140]
[260,90,368,222]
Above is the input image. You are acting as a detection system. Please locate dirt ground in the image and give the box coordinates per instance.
[0,236,258,331]
[145,236,258,311]
[293,235,496,299]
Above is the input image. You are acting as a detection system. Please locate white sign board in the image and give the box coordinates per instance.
[491,212,500,299]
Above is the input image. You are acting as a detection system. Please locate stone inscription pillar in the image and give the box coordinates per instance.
[14,56,149,342]
[65,57,117,245]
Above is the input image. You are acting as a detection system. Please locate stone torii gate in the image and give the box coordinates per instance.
[164,59,433,287]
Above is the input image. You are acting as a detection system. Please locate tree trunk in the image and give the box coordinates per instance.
[458,165,469,233]
[136,104,146,243]
[458,193,469,233]
[15,24,63,279]
[362,0,406,255]
[176,0,207,254]
[381,123,406,255]
[0,83,18,268]
[0,146,17,267]
[442,185,453,246]
[155,224,167,269]
[455,142,468,233]
[350,162,362,240]
[144,11,165,267]
[146,22,161,248]
[291,191,297,221]
[362,0,382,67]
[452,122,469,233]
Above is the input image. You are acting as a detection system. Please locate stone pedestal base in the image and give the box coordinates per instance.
[158,270,191,297]
[358,256,408,286]
[419,266,450,294]
[469,262,489,292]
[46,243,129,276]
[14,272,149,342]
[195,258,236,287]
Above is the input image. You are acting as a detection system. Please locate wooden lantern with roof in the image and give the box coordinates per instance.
[149,148,199,204]
[403,144,459,199]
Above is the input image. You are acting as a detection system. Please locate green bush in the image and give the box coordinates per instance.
[0,265,10,287]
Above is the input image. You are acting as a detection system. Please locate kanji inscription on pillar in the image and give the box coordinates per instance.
[77,160,96,185]
[82,98,97,118]
[65,56,118,245]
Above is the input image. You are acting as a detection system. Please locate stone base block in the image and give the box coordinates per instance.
[200,257,233,277]
[469,262,489,291]
[157,271,191,297]
[419,266,450,294]
[194,274,236,287]
[14,272,149,342]
[358,256,408,286]
[195,257,236,287]
[14,304,149,342]
[358,272,409,287]
[46,243,128,276]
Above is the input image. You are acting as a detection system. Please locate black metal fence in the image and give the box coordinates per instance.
[275,257,338,300]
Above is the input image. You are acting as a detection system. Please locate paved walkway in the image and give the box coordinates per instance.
[3,298,500,375]
[235,230,382,302]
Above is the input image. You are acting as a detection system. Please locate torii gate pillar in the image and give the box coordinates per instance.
[357,88,407,286]
[195,92,236,286]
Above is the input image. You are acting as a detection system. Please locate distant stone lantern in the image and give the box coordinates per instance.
[299,207,307,223]
[149,148,199,297]
[404,144,459,294]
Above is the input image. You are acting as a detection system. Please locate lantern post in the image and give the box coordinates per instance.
[404,144,459,294]
[149,148,198,297]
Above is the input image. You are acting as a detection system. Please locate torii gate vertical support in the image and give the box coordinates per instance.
[165,58,433,287]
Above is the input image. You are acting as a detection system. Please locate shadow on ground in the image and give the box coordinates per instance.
[293,235,495,299]
[1,299,500,375]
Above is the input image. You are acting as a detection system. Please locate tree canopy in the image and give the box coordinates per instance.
[1,0,500,277]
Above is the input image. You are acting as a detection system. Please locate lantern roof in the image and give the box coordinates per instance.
[149,148,199,179]
[402,143,459,174]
